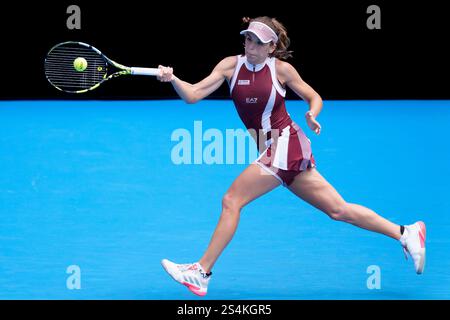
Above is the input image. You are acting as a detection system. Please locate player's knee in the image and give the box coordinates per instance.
[327,203,349,221]
[222,192,243,213]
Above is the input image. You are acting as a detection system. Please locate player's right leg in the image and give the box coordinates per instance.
[162,163,281,296]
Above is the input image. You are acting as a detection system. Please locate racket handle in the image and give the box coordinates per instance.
[130,67,161,76]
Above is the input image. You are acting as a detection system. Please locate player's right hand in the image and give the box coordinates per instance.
[157,65,174,82]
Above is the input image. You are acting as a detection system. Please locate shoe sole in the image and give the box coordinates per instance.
[182,281,207,296]
[416,249,425,274]
[416,222,426,274]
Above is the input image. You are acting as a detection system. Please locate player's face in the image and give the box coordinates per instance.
[244,33,275,65]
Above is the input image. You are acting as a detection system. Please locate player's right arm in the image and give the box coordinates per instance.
[158,56,237,104]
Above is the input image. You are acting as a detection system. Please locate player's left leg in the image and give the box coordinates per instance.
[287,167,426,273]
[287,167,401,239]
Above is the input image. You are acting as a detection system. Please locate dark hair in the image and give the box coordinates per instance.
[242,16,293,60]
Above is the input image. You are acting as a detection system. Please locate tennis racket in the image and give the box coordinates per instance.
[44,41,160,93]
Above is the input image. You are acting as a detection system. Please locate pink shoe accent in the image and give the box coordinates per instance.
[187,264,198,271]
[182,282,206,296]
[182,281,200,290]
[418,221,426,248]
[190,289,207,297]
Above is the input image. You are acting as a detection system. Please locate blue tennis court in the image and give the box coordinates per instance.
[0,99,449,299]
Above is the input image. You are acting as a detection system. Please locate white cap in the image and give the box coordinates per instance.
[240,21,278,44]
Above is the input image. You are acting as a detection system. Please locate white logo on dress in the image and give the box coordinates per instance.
[238,80,250,85]
[246,98,258,104]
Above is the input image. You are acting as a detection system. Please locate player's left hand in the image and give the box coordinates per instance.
[306,114,321,135]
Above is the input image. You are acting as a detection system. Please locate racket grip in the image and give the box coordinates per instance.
[130,67,161,76]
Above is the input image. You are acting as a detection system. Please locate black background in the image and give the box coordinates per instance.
[0,1,449,309]
[0,300,444,318]
[0,1,448,100]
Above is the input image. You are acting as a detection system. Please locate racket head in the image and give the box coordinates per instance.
[45,41,129,94]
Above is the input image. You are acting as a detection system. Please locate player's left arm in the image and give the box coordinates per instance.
[276,60,323,134]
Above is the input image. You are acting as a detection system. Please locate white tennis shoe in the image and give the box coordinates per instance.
[161,259,211,296]
[399,221,426,274]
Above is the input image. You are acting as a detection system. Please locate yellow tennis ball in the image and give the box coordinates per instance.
[73,57,88,72]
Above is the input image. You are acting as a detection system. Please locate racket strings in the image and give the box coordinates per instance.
[45,43,108,92]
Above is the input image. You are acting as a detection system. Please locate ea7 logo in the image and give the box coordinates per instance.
[246,98,258,104]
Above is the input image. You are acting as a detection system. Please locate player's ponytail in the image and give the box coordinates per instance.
[241,16,293,60]
[242,16,251,24]
[270,18,293,60]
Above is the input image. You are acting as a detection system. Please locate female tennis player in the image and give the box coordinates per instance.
[159,16,426,296]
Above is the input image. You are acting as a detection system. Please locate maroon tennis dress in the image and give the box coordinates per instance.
[230,54,316,186]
